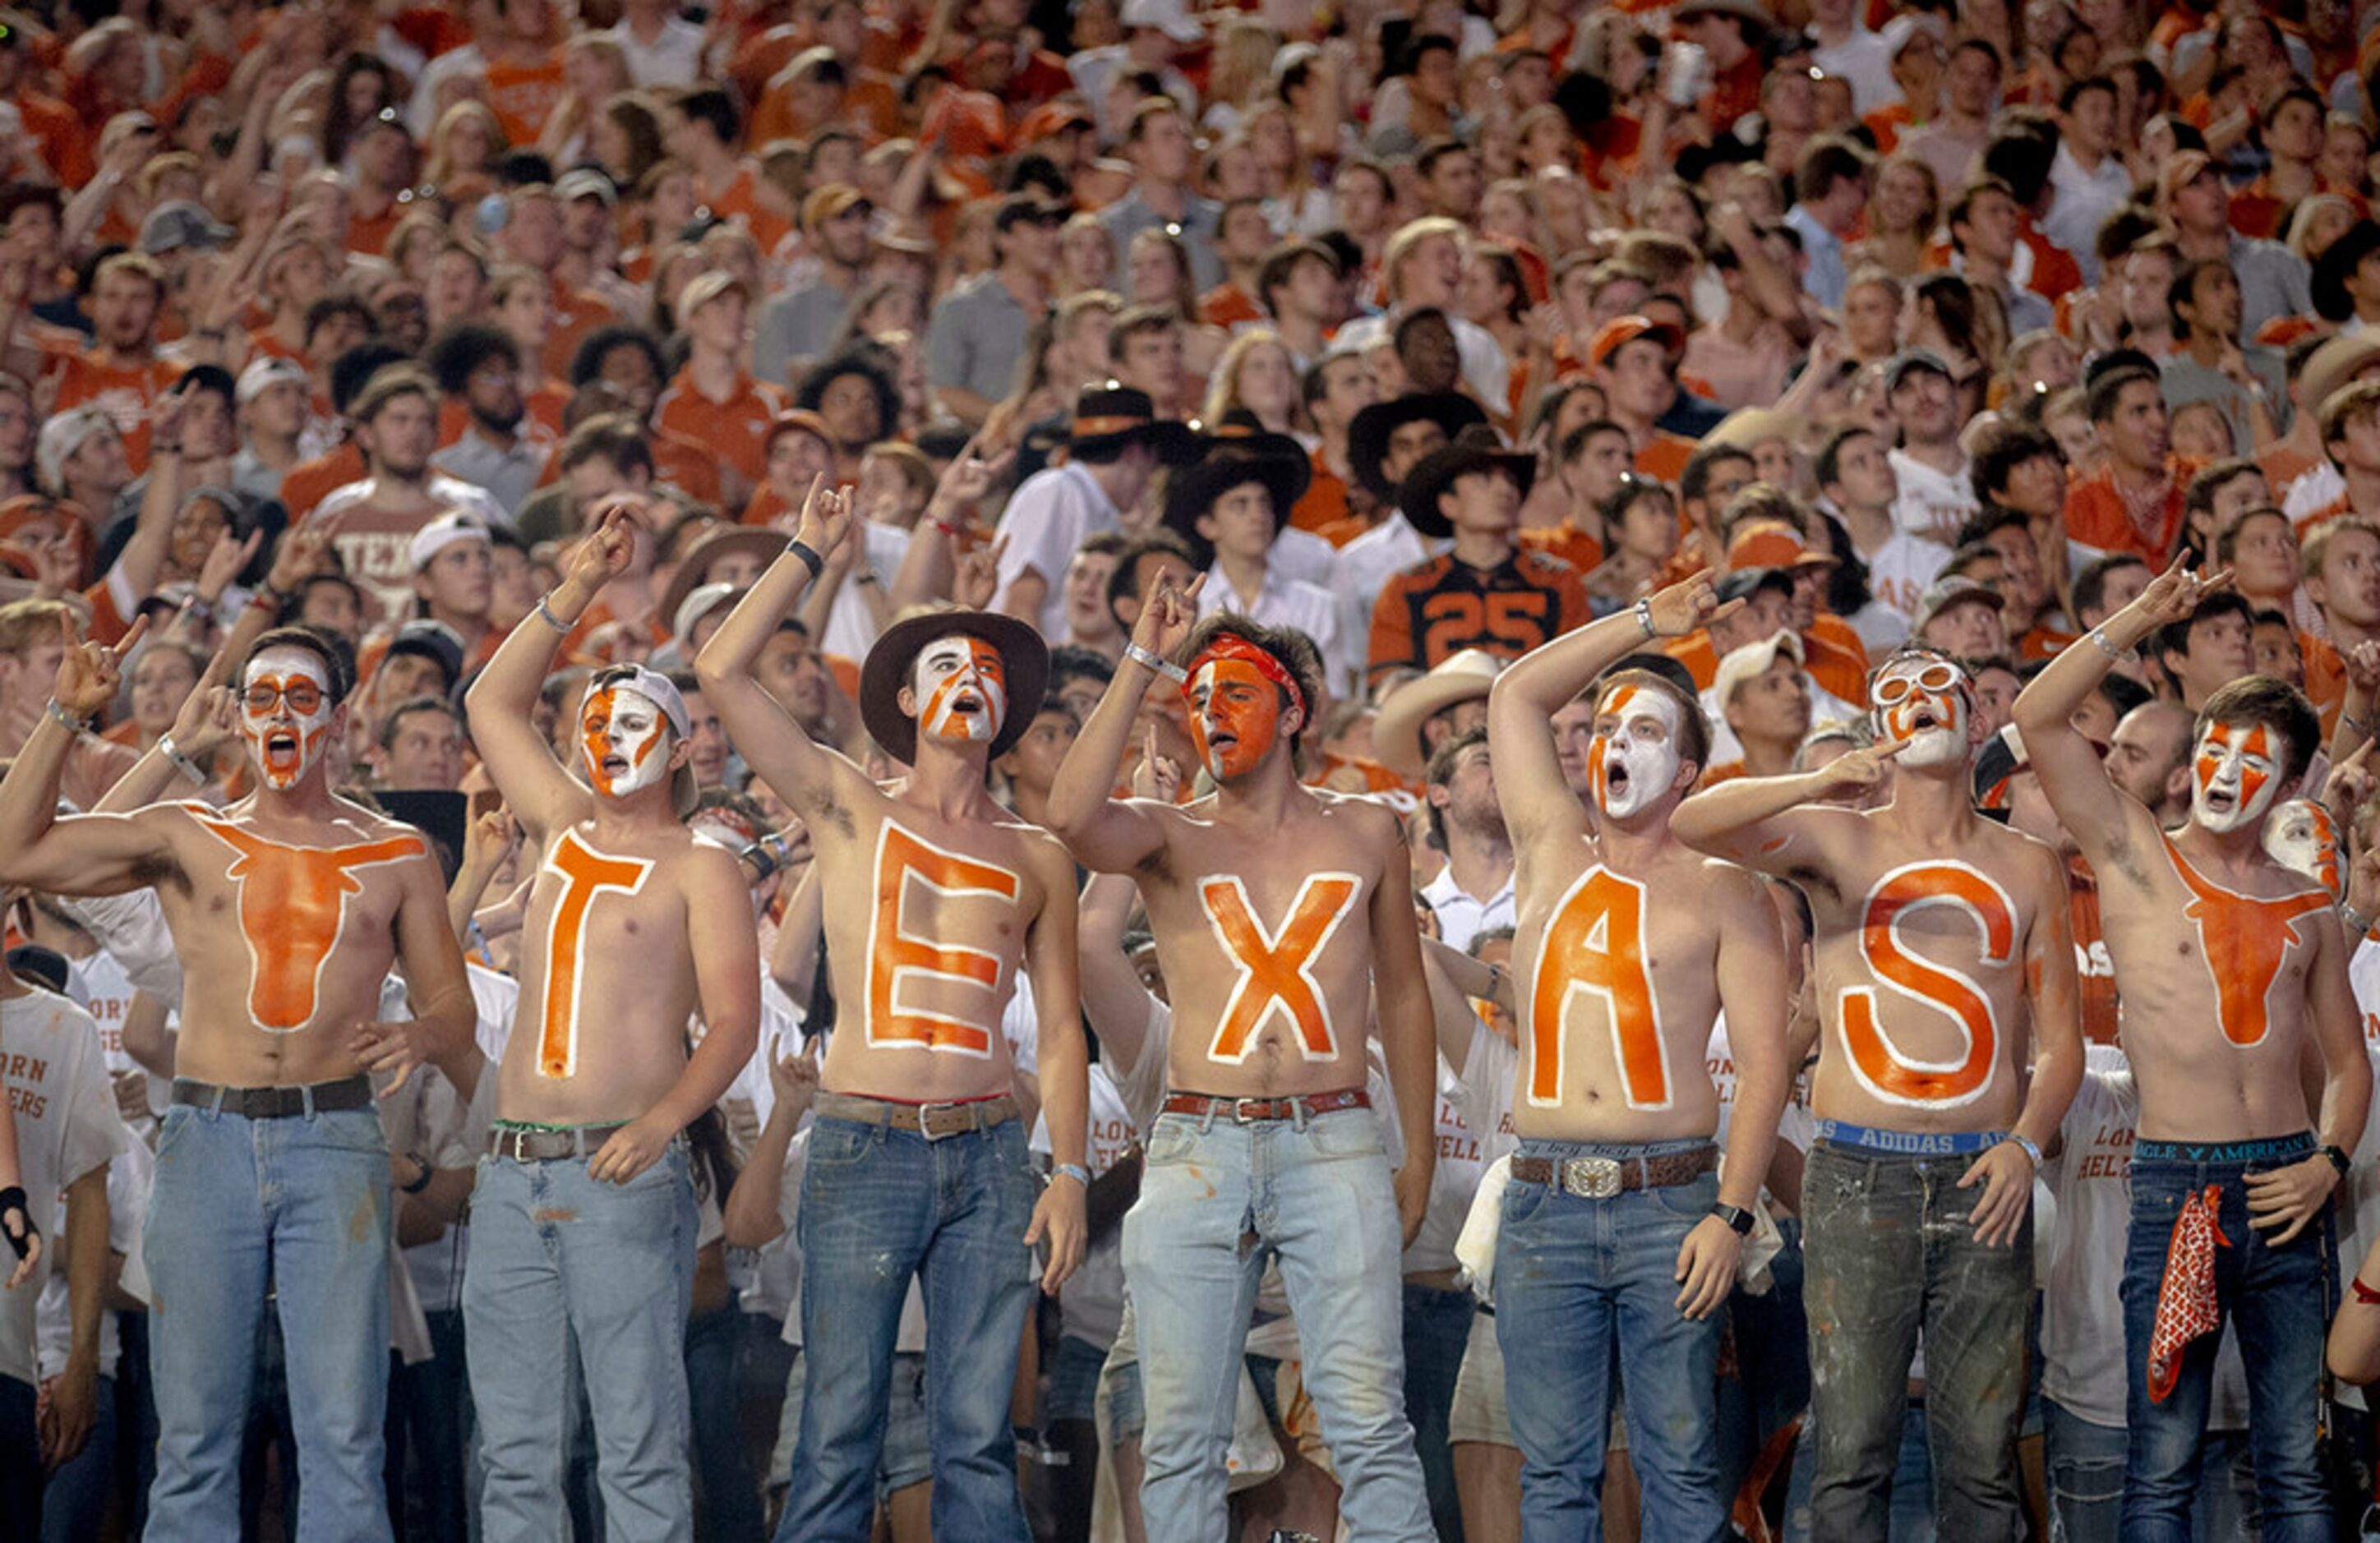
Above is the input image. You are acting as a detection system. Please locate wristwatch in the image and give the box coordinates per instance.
[399,1151,434,1194]
[2321,1145,2353,1180]
[1709,1202,1755,1237]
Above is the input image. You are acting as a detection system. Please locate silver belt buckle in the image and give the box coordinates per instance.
[916,1102,961,1140]
[1560,1157,1624,1199]
[1232,1097,1266,1124]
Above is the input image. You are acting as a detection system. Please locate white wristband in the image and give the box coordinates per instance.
[1126,642,1188,684]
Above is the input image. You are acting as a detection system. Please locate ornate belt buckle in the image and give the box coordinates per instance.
[1561,1157,1623,1199]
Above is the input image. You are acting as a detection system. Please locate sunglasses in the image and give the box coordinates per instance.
[242,679,325,716]
[1873,661,1962,704]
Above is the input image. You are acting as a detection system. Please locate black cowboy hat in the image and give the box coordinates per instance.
[1396,426,1537,540]
[1160,447,1314,571]
[1346,392,1491,501]
[2313,218,2380,324]
[1068,383,1206,463]
[860,608,1051,767]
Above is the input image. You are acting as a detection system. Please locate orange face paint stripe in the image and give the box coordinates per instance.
[1837,861,2016,1108]
[2161,833,2333,1048]
[1199,873,1362,1064]
[865,821,1022,1057]
[537,831,655,1078]
[193,818,427,1033]
[1528,865,1669,1110]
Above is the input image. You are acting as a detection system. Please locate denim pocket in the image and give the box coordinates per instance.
[1649,1169,1721,1221]
[808,1119,879,1167]
[1502,1179,1549,1227]
[1144,1115,1201,1168]
[311,1108,390,1155]
[1303,1112,1385,1161]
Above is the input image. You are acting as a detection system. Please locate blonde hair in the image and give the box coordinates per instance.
[1202,329,1304,430]
[1383,216,1465,302]
[426,101,508,187]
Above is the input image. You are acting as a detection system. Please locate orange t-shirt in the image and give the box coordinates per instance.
[484,57,567,145]
[1634,432,1696,485]
[46,348,186,469]
[2061,465,2186,564]
[281,444,368,522]
[1200,285,1266,329]
[1289,453,1352,537]
[654,369,786,487]
[1520,523,1603,576]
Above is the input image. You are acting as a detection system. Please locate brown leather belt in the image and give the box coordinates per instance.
[489,1123,627,1161]
[1160,1088,1371,1123]
[1509,1145,1718,1198]
[813,1091,1019,1140]
[172,1073,374,1120]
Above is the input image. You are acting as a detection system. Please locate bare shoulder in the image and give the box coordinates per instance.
[1310,784,1405,839]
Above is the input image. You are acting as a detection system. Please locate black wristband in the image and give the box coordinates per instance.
[399,1152,434,1195]
[0,1186,35,1258]
[2322,1144,2352,1178]
[1710,1201,1755,1237]
[786,539,823,579]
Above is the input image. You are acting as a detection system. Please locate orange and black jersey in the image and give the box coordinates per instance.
[1367,548,1591,684]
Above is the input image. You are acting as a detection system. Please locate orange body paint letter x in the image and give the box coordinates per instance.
[1838,861,2015,1108]
[1199,873,1361,1064]
[537,831,655,1078]
[1529,865,1669,1109]
[195,817,426,1033]
[865,822,1022,1057]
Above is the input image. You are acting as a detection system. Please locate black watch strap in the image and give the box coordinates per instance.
[400,1151,435,1194]
[2322,1144,2352,1179]
[1710,1201,1755,1236]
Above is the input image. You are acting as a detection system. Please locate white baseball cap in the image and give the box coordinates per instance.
[408,511,491,571]
[236,355,311,406]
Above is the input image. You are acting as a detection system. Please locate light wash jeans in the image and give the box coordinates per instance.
[1494,1137,1727,1543]
[1121,1105,1432,1543]
[145,1099,392,1543]
[465,1142,697,1543]
[777,1114,1040,1543]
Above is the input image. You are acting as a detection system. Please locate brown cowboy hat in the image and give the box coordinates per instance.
[860,607,1051,766]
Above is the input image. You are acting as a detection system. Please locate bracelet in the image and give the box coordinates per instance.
[156,732,208,786]
[2004,1133,2043,1168]
[737,840,781,883]
[2355,1276,2380,1306]
[1633,596,1656,639]
[533,593,571,634]
[2348,712,2376,739]
[2322,1143,2353,1179]
[2345,902,2376,939]
[854,569,879,587]
[247,588,280,613]
[44,698,89,734]
[1052,1162,1091,1187]
[933,518,963,539]
[193,326,227,341]
[786,539,823,579]
[1124,641,1188,684]
[399,1150,434,1195]
[2088,626,2135,663]
[151,441,182,456]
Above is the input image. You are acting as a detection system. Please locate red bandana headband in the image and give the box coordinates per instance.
[1186,634,1306,718]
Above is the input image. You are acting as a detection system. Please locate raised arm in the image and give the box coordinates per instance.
[2010,558,2212,874]
[1961,844,2086,1247]
[104,394,190,610]
[1667,739,1899,875]
[95,644,235,813]
[1045,574,1204,873]
[1023,838,1090,1292]
[1490,574,1728,847]
[465,506,634,836]
[694,477,859,816]
[447,808,522,946]
[1368,807,1437,1247]
[722,1039,819,1249]
[0,616,177,896]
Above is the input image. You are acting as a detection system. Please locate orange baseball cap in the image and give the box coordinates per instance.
[1589,315,1687,368]
[1726,519,1837,572]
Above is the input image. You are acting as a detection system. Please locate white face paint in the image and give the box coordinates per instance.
[1589,682,1683,820]
[2262,797,2342,900]
[913,638,1008,746]
[2192,721,2283,835]
[239,647,336,792]
[580,685,674,799]
[1870,656,1971,769]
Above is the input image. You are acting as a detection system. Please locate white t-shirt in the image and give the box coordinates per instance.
[1418,869,1516,956]
[1032,1061,1137,1349]
[35,1135,151,1382]
[1888,449,1980,547]
[0,989,131,1389]
[819,520,915,666]
[1853,531,1955,653]
[1403,1053,1486,1274]
[993,462,1119,639]
[1452,1020,1519,1170]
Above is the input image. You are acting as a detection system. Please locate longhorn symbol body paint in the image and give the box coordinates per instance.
[865,821,1022,1057]
[536,831,655,1078]
[1198,873,1363,1063]
[1528,864,1670,1109]
[1837,860,2016,1108]
[193,817,426,1032]
[2162,834,2332,1048]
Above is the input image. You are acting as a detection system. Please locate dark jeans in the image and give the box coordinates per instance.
[387,1307,472,1542]
[687,1302,765,1542]
[1403,1280,1475,1543]
[1801,1141,2029,1543]
[38,1372,116,1543]
[2119,1140,2333,1542]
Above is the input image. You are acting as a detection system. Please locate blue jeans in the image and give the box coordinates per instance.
[2120,1140,2332,1542]
[778,1114,1039,1543]
[145,1099,392,1543]
[466,1143,698,1543]
[686,1303,764,1542]
[1123,1106,1432,1543]
[39,1372,116,1543]
[2,1375,36,1543]
[1494,1138,1727,1543]
[1404,1280,1476,1542]
[2043,1401,2259,1543]
[1801,1141,2030,1543]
